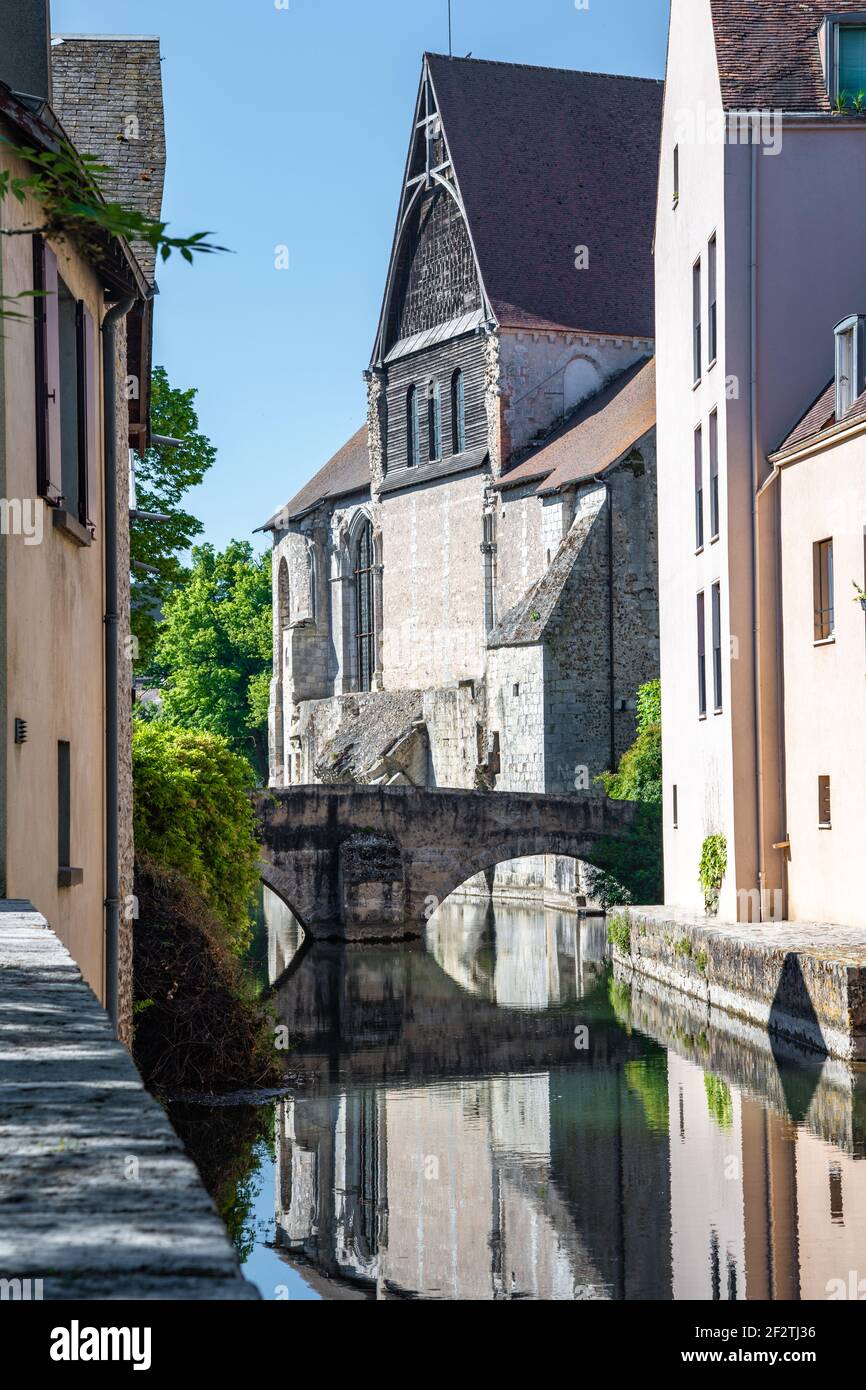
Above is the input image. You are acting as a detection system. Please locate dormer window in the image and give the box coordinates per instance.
[837,24,866,102]
[834,314,865,418]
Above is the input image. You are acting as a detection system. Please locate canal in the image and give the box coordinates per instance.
[170,886,866,1301]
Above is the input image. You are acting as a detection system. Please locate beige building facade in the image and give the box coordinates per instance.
[0,16,165,1037]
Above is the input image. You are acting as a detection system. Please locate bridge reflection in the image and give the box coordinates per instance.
[262,891,866,1301]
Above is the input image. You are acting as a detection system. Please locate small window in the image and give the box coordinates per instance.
[673,144,680,207]
[813,539,835,641]
[451,368,466,454]
[709,410,720,540]
[835,317,859,419]
[406,386,420,467]
[697,592,707,718]
[673,784,679,830]
[838,25,866,102]
[818,775,832,829]
[692,259,702,384]
[513,683,520,698]
[428,381,442,462]
[708,234,718,364]
[57,741,83,888]
[712,582,723,712]
[354,520,376,693]
[694,425,704,550]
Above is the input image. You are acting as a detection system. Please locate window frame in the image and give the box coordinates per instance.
[354,519,376,694]
[709,409,720,541]
[451,368,466,455]
[818,775,832,830]
[832,18,866,100]
[707,233,718,366]
[406,385,420,468]
[427,379,442,462]
[673,144,680,209]
[712,581,723,713]
[813,537,835,642]
[697,591,707,719]
[694,424,704,551]
[692,257,702,386]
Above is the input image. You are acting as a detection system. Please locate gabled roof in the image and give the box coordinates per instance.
[775,378,866,456]
[259,426,370,532]
[425,55,662,338]
[710,0,866,112]
[494,358,656,495]
[50,36,166,285]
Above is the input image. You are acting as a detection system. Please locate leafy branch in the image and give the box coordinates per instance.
[0,137,228,268]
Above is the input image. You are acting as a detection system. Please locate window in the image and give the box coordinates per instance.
[694,425,704,549]
[673,784,679,830]
[818,775,832,829]
[451,368,466,454]
[406,386,420,467]
[708,234,718,364]
[697,592,707,718]
[33,238,96,531]
[712,582,723,712]
[673,144,680,207]
[814,539,835,641]
[354,519,376,693]
[838,25,866,100]
[693,259,702,384]
[709,411,720,540]
[427,380,442,461]
[835,317,860,419]
[57,741,82,888]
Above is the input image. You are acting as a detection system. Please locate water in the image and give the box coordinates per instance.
[180,888,866,1301]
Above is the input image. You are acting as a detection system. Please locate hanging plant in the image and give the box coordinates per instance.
[853,581,866,612]
[699,834,728,916]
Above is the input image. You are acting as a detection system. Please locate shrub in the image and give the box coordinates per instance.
[699,833,728,916]
[608,910,632,956]
[587,679,663,906]
[132,854,281,1094]
[132,723,259,954]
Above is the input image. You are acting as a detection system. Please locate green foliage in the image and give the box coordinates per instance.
[695,950,709,975]
[607,910,632,956]
[674,937,693,959]
[624,1056,670,1135]
[132,368,217,668]
[704,1072,734,1130]
[132,723,259,953]
[598,678,661,803]
[852,580,866,607]
[585,680,663,908]
[699,833,728,915]
[834,90,851,114]
[0,138,226,266]
[151,541,273,778]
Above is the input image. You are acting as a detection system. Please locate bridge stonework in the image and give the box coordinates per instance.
[256,785,639,941]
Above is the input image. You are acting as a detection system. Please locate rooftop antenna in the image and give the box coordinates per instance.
[448,0,452,56]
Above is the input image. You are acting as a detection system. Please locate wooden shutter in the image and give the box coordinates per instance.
[76,300,98,531]
[33,235,63,504]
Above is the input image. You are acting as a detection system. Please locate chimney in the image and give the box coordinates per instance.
[0,0,52,105]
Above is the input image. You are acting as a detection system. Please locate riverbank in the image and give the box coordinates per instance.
[0,903,258,1299]
[614,906,866,1062]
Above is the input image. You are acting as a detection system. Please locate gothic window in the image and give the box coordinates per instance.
[428,380,442,461]
[407,385,420,467]
[451,368,465,454]
[306,547,317,624]
[354,520,376,693]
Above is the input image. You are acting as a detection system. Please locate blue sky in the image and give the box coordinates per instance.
[52,0,670,553]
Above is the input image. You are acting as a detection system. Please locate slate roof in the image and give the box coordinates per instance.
[494,358,655,495]
[427,56,663,338]
[51,36,166,285]
[710,0,866,111]
[775,379,866,454]
[488,491,606,649]
[259,426,370,531]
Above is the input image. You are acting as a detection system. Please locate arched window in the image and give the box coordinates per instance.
[451,369,466,454]
[306,547,317,625]
[428,381,442,462]
[354,520,376,693]
[406,386,420,467]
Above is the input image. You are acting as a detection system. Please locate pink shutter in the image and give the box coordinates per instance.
[40,241,63,504]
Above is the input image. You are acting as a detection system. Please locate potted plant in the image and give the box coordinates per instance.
[834,90,851,115]
[853,580,866,611]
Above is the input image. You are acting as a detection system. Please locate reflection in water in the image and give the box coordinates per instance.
[233,888,866,1301]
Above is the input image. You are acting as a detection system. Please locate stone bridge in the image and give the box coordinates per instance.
[256,785,640,941]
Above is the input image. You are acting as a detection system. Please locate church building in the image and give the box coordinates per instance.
[261,54,663,907]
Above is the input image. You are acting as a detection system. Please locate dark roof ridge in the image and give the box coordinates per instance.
[425,52,663,85]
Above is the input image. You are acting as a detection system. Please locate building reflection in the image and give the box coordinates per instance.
[263,887,866,1301]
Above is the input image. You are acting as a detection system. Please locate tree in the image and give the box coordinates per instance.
[584,679,663,909]
[132,723,260,955]
[132,368,217,668]
[151,541,272,777]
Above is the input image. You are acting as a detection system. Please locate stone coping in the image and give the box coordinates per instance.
[618,906,866,1062]
[0,905,259,1300]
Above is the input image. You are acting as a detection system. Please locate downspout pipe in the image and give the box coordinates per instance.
[749,140,765,921]
[102,294,135,1034]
